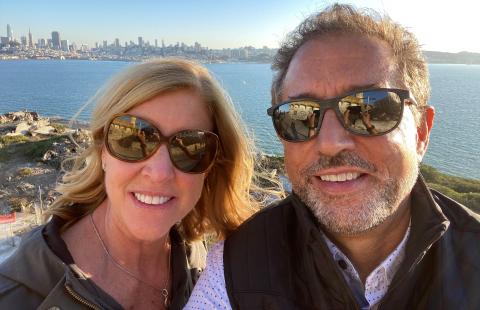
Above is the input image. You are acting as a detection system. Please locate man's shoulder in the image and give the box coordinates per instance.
[431,189,480,232]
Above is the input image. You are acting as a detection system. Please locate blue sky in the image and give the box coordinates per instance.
[1,0,479,52]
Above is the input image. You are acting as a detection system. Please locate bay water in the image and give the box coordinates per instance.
[0,60,478,179]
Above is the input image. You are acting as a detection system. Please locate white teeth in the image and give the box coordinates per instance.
[134,193,171,205]
[320,172,360,182]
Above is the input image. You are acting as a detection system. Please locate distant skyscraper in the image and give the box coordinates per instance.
[102,40,107,49]
[20,36,27,46]
[115,38,120,48]
[28,29,33,48]
[155,39,158,48]
[38,38,46,48]
[138,36,143,47]
[6,24,13,41]
[51,31,61,49]
[61,40,69,51]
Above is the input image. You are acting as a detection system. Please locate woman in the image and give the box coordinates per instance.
[0,58,263,309]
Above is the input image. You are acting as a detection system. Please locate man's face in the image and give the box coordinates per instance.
[281,34,432,235]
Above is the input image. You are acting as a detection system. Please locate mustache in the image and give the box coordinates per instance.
[303,151,377,174]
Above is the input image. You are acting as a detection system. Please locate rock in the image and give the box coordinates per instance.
[14,121,31,135]
[32,125,55,135]
[42,150,58,162]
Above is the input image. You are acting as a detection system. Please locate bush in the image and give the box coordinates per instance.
[17,167,34,176]
[50,123,67,133]
[421,165,480,194]
[0,135,30,146]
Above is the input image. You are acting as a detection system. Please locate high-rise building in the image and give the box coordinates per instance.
[6,24,13,41]
[114,38,120,48]
[28,29,33,48]
[51,31,61,49]
[102,40,107,49]
[155,39,158,48]
[38,38,46,48]
[60,40,69,51]
[20,36,27,46]
[138,36,143,47]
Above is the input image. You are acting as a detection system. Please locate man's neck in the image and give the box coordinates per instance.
[324,200,411,283]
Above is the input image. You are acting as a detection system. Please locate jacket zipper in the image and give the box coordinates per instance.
[65,284,102,310]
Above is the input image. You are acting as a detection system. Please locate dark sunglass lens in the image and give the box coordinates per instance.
[273,101,320,141]
[107,115,159,161]
[169,131,218,173]
[338,90,403,135]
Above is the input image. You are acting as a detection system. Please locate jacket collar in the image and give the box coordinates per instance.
[289,175,450,301]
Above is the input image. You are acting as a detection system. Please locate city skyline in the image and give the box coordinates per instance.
[1,0,480,53]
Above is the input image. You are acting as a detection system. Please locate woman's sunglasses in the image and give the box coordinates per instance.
[267,88,417,142]
[105,114,219,174]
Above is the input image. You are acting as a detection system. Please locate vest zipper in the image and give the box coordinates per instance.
[65,284,102,310]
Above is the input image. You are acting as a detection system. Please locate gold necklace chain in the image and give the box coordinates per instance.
[90,214,171,307]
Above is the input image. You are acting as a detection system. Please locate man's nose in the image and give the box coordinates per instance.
[141,145,176,181]
[314,109,355,156]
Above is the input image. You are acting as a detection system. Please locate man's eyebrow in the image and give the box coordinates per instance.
[287,84,381,101]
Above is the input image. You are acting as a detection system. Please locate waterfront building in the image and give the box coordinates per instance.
[102,40,107,49]
[20,36,27,46]
[115,38,120,48]
[51,31,61,49]
[138,36,143,47]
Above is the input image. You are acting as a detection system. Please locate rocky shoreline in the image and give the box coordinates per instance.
[0,111,91,235]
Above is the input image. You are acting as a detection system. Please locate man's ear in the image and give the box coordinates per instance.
[416,106,435,162]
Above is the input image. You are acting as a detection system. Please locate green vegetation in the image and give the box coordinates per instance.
[17,167,34,176]
[0,135,66,162]
[50,122,67,133]
[23,135,65,161]
[421,165,480,213]
[0,135,30,146]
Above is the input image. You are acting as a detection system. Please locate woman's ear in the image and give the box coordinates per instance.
[416,106,435,162]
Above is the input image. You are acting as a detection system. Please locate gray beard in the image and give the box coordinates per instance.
[292,151,418,235]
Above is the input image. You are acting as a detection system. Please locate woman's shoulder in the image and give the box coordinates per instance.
[0,224,67,301]
[0,226,52,307]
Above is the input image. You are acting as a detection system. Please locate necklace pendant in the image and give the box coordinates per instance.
[162,288,169,307]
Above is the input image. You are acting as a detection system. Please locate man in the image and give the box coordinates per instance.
[186,4,480,310]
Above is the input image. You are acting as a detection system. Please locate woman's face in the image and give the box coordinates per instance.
[102,89,212,241]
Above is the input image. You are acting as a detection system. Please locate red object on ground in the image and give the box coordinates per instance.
[0,213,16,224]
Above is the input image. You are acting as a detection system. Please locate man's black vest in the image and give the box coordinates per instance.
[223,178,480,309]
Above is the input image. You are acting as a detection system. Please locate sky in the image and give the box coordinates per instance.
[0,0,479,53]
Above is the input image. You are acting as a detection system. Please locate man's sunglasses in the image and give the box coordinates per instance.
[105,114,219,174]
[267,88,416,142]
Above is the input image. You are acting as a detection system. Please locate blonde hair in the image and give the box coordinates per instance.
[48,58,274,241]
[272,3,430,125]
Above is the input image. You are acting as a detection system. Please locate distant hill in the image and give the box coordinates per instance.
[423,51,480,64]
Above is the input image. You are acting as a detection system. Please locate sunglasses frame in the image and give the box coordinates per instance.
[104,113,220,174]
[267,88,417,143]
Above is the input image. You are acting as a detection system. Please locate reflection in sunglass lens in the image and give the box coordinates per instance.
[338,90,402,135]
[272,89,405,142]
[107,116,159,161]
[169,131,218,173]
[273,101,321,142]
[106,115,218,173]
